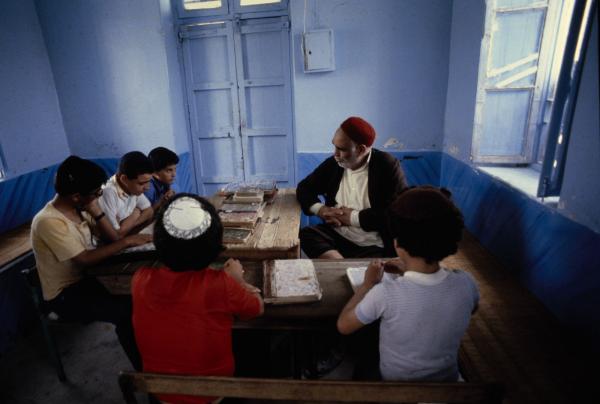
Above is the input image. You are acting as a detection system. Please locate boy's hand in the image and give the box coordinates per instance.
[224,258,244,283]
[243,284,261,294]
[82,199,103,217]
[383,258,406,275]
[364,259,384,288]
[160,190,176,204]
[124,233,153,247]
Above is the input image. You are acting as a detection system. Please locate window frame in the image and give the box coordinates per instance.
[175,0,288,19]
[471,0,561,165]
[0,144,6,179]
[538,0,597,196]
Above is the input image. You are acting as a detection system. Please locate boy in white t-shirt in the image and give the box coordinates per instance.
[337,186,479,381]
[99,151,154,238]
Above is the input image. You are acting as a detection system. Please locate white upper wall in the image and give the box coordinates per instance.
[35,0,189,158]
[0,0,69,177]
[290,0,453,153]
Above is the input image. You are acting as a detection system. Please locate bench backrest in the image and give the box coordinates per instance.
[118,372,504,403]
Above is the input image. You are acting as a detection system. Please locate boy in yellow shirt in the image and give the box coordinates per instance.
[31,156,151,369]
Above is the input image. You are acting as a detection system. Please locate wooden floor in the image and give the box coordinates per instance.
[444,233,594,404]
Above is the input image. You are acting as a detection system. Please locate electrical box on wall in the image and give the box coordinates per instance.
[303,29,335,73]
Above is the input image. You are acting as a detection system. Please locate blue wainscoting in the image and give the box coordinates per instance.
[441,154,600,347]
[296,151,443,227]
[0,152,193,234]
[0,165,59,234]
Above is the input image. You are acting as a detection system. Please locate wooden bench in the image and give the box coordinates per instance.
[118,372,504,403]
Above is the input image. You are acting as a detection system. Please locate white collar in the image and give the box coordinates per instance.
[403,268,449,286]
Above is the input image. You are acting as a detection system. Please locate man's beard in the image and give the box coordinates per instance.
[336,159,350,169]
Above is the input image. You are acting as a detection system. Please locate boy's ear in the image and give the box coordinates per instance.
[70,193,83,205]
[118,173,129,183]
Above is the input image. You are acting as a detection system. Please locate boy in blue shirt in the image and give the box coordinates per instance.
[145,147,179,211]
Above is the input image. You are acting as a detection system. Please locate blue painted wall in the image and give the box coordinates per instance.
[0,0,70,177]
[441,154,600,346]
[34,0,190,158]
[442,0,485,163]
[290,0,452,155]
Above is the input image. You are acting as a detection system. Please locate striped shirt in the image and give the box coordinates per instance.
[356,268,479,381]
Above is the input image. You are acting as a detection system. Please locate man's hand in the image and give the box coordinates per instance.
[364,259,384,288]
[124,233,153,247]
[317,206,344,227]
[224,258,245,283]
[337,206,354,226]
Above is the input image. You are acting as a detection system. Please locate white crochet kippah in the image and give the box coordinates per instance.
[162,196,212,240]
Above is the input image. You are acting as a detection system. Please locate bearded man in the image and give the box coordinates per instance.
[297,116,408,259]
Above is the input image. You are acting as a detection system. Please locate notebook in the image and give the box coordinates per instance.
[346,266,367,292]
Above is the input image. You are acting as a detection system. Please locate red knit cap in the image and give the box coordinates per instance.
[340,117,376,147]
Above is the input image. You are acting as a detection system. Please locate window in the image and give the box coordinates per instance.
[177,0,286,18]
[183,0,223,10]
[240,0,281,5]
[472,0,595,197]
[472,0,574,165]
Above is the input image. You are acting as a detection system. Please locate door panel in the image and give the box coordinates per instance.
[247,135,288,179]
[244,85,286,128]
[181,21,243,195]
[234,17,294,187]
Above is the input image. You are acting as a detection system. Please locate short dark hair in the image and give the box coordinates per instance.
[153,193,224,271]
[148,147,179,172]
[118,151,153,180]
[388,186,464,264]
[55,156,108,196]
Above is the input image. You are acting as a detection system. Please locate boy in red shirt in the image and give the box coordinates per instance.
[132,194,263,404]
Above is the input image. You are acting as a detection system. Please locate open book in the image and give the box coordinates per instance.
[346,266,367,292]
[346,266,400,292]
[263,259,322,305]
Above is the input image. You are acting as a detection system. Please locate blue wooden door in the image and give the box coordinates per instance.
[234,17,294,185]
[180,21,243,195]
[180,17,294,195]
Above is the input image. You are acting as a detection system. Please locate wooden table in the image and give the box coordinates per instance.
[87,258,369,329]
[0,223,32,272]
[211,188,301,260]
[107,188,302,264]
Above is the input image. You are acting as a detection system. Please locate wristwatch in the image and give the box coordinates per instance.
[93,212,106,221]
